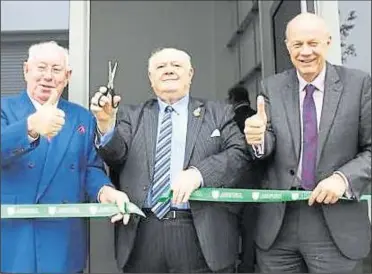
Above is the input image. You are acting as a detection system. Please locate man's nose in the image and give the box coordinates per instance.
[43,69,53,79]
[300,45,313,55]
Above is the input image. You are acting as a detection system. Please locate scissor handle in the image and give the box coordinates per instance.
[97,86,119,108]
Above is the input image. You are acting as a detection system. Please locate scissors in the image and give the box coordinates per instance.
[98,61,119,108]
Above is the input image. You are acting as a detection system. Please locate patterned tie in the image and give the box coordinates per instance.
[301,84,318,190]
[151,106,173,219]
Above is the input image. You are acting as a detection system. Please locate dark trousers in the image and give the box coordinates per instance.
[123,210,235,273]
[238,204,257,273]
[256,201,362,273]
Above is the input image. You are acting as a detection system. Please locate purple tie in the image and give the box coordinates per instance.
[301,84,318,190]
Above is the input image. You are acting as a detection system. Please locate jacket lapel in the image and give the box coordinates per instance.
[14,91,37,120]
[316,64,343,167]
[281,70,301,161]
[143,100,159,181]
[183,98,205,168]
[36,99,77,201]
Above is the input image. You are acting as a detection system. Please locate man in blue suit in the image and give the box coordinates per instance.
[1,41,129,273]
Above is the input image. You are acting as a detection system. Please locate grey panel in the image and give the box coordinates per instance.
[1,43,28,95]
[239,20,258,78]
[213,1,240,100]
[89,1,219,105]
[238,1,254,26]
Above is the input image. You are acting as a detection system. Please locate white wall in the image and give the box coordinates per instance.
[1,1,69,31]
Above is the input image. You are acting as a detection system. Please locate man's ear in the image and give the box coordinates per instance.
[327,35,332,46]
[65,68,72,87]
[189,67,194,79]
[23,62,29,80]
[148,71,155,87]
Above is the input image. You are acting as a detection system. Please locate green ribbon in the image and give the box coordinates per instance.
[2,189,370,219]
[1,202,146,219]
[158,188,371,203]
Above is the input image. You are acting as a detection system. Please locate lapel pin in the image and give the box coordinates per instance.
[193,107,201,117]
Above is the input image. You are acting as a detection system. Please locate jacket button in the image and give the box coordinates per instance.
[28,162,35,168]
[143,186,148,191]
[70,164,75,170]
[289,169,295,176]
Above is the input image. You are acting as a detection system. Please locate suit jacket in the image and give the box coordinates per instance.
[1,91,110,273]
[97,96,251,271]
[253,63,371,260]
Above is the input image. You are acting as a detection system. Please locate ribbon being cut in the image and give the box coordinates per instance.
[1,188,370,219]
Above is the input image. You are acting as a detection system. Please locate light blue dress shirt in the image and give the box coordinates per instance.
[98,95,190,209]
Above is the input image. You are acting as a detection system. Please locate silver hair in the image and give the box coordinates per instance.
[27,41,70,69]
[148,47,192,71]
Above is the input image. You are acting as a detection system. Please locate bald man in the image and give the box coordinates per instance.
[244,13,371,273]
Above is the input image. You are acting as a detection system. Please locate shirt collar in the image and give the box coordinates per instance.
[27,92,59,110]
[297,63,327,92]
[157,94,189,115]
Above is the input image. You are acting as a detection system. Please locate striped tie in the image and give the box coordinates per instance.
[151,106,173,219]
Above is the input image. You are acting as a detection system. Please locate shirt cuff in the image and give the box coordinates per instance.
[28,133,40,143]
[95,126,115,148]
[334,171,354,199]
[252,144,264,158]
[97,184,115,202]
[189,166,204,187]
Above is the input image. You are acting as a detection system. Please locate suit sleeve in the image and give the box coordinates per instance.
[193,104,252,188]
[337,74,371,199]
[1,107,39,167]
[84,116,113,201]
[96,105,133,167]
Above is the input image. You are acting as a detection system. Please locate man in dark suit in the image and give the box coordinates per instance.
[244,13,371,273]
[228,86,256,133]
[90,47,251,272]
[1,41,129,273]
[227,86,263,273]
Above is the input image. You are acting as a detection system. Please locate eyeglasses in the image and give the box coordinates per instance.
[35,65,65,76]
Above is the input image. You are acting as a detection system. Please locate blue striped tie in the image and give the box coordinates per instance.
[151,106,173,219]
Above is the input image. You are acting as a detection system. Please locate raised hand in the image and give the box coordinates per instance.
[27,89,65,139]
[244,95,267,145]
[90,86,121,134]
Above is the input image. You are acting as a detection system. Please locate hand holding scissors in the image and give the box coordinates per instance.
[97,61,119,108]
[90,61,121,134]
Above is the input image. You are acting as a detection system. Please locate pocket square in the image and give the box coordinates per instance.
[210,129,221,137]
[77,125,86,135]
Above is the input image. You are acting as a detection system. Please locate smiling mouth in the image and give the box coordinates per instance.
[40,84,55,89]
[162,79,178,82]
[299,59,315,64]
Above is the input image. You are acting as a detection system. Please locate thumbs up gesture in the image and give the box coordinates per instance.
[244,95,267,145]
[27,89,66,139]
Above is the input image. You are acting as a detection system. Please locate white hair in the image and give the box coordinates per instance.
[27,41,70,70]
[148,47,192,71]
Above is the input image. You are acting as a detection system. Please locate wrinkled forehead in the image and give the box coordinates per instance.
[28,49,67,67]
[150,49,191,67]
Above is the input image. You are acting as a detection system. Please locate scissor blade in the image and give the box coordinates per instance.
[108,61,118,89]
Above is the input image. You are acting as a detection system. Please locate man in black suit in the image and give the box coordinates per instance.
[90,47,251,272]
